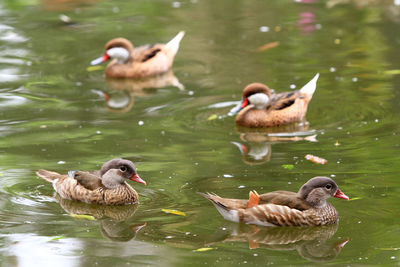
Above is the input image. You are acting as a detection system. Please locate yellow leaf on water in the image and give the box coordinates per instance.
[383,70,400,75]
[305,154,328,165]
[207,114,218,121]
[86,65,104,72]
[257,41,280,52]
[162,209,186,216]
[195,247,213,252]
[348,197,362,201]
[69,214,95,220]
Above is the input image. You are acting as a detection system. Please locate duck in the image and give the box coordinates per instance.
[198,176,349,227]
[229,73,319,127]
[36,158,146,205]
[90,31,185,78]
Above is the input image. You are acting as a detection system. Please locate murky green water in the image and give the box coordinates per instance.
[0,0,400,266]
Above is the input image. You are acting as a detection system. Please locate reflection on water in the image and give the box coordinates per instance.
[58,197,145,242]
[1,233,82,267]
[40,0,99,11]
[1,0,400,266]
[93,70,183,112]
[232,123,317,165]
[209,223,349,262]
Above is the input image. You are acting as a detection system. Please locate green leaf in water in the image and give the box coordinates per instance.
[50,236,67,241]
[348,197,362,201]
[207,114,218,121]
[69,214,95,220]
[383,70,400,75]
[195,247,213,252]
[87,65,104,72]
[281,164,294,170]
[162,209,186,216]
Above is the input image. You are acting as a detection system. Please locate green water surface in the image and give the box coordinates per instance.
[0,0,400,266]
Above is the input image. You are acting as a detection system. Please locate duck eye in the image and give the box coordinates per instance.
[120,166,127,172]
[325,184,332,190]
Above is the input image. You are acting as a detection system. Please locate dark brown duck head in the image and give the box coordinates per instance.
[229,83,272,115]
[91,38,134,66]
[297,176,349,208]
[100,158,146,189]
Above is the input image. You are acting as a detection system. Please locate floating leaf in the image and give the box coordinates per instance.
[281,164,294,170]
[383,69,400,75]
[207,114,218,121]
[334,140,340,146]
[87,65,104,72]
[162,209,186,216]
[348,197,362,201]
[257,41,280,52]
[305,154,328,165]
[195,247,213,252]
[69,214,95,220]
[50,236,67,241]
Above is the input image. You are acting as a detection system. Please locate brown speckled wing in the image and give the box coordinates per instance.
[54,176,104,204]
[270,91,301,111]
[73,171,103,191]
[239,204,319,226]
[132,44,164,62]
[239,203,338,227]
[259,191,312,211]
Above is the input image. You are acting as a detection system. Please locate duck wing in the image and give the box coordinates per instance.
[239,203,315,226]
[259,191,312,211]
[132,44,163,63]
[70,171,103,191]
[269,91,302,111]
[198,192,248,210]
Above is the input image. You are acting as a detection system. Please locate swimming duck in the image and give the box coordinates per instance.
[37,158,146,205]
[230,73,319,127]
[199,176,349,226]
[91,31,185,78]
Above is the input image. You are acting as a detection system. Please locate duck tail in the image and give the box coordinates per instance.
[300,73,319,97]
[197,192,240,223]
[165,31,185,57]
[36,169,61,183]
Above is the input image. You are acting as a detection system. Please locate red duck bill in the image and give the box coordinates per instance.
[91,54,110,65]
[130,173,146,185]
[334,189,349,200]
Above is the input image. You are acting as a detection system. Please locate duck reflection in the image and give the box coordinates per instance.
[41,0,99,11]
[210,223,349,262]
[57,196,146,242]
[233,123,317,165]
[93,70,184,113]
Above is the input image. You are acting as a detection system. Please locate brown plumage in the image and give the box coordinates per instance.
[91,31,185,78]
[198,176,349,227]
[230,74,319,128]
[37,158,146,205]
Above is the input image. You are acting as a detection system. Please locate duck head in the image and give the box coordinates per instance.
[91,38,134,66]
[100,158,146,189]
[229,83,271,116]
[298,176,349,208]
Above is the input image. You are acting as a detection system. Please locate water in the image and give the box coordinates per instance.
[1,0,400,266]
